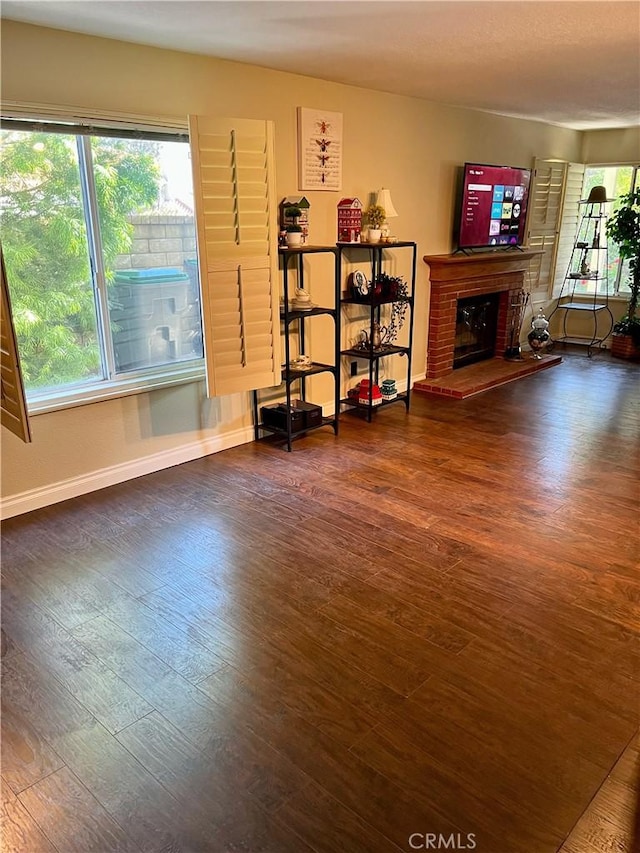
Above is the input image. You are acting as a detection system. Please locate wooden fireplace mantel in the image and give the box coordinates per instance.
[422,249,544,380]
[423,249,543,283]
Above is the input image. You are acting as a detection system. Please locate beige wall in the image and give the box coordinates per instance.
[1,21,588,511]
[581,127,640,164]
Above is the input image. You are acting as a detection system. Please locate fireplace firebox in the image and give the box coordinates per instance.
[454,293,500,369]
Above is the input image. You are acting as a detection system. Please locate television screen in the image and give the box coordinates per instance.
[457,163,531,250]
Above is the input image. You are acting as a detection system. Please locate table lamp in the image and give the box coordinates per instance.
[376,188,397,238]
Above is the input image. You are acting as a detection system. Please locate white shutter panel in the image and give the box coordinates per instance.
[526,159,569,302]
[189,116,280,397]
[552,163,585,298]
[1,248,31,443]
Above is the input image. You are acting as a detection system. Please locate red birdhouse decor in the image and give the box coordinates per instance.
[337,198,363,243]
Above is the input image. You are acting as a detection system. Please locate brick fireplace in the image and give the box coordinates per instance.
[420,250,542,380]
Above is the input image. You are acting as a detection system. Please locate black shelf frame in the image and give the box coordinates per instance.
[253,245,340,451]
[340,390,410,415]
[337,241,417,422]
[337,240,417,250]
[548,201,613,357]
[341,344,410,360]
[281,306,335,320]
[255,415,336,441]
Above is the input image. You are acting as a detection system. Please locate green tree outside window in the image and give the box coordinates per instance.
[0,130,159,390]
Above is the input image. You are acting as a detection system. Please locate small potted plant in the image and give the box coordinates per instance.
[606,188,640,359]
[363,204,386,244]
[285,224,304,247]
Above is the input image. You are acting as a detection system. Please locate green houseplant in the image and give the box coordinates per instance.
[363,204,386,244]
[606,188,640,358]
[364,204,386,229]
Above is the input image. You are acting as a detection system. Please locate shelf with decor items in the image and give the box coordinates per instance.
[252,245,340,451]
[337,241,417,422]
[548,188,614,357]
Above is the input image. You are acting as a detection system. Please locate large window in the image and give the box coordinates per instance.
[580,164,639,297]
[0,121,204,409]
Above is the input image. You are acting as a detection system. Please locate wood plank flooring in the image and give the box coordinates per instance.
[2,349,639,853]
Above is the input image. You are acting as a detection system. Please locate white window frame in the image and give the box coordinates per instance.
[581,162,639,299]
[550,162,639,303]
[1,107,206,415]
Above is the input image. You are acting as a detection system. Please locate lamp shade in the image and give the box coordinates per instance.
[376,188,398,218]
[581,185,611,204]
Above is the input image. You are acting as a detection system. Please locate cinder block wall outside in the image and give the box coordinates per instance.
[113,215,197,270]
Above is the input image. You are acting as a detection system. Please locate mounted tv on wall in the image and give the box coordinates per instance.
[456,163,531,251]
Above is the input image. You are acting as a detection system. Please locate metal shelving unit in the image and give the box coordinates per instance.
[548,196,613,357]
[337,241,417,422]
[252,245,340,451]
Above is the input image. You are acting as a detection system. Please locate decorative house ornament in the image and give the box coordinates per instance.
[358,379,383,406]
[337,198,363,243]
[280,196,310,244]
[297,108,343,191]
[381,378,397,400]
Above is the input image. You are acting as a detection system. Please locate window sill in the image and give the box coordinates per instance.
[553,292,631,303]
[27,361,206,416]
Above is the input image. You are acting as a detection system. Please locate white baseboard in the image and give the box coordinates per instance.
[2,371,428,520]
[1,425,254,520]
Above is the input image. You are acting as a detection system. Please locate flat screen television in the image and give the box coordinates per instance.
[456,162,531,250]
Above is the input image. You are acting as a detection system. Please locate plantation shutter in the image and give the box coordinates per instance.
[552,162,586,297]
[1,248,31,443]
[526,159,569,303]
[188,115,280,398]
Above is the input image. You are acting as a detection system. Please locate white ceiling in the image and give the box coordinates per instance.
[3,0,640,130]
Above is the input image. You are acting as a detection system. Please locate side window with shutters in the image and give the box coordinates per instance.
[188,116,281,398]
[551,163,586,298]
[527,158,569,303]
[1,246,31,443]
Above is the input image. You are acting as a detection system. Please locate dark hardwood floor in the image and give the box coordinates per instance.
[2,349,639,853]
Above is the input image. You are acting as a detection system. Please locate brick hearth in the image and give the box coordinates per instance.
[420,250,543,380]
[413,353,562,399]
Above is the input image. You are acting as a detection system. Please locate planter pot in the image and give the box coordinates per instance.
[611,334,640,360]
[367,229,382,244]
[285,232,303,247]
